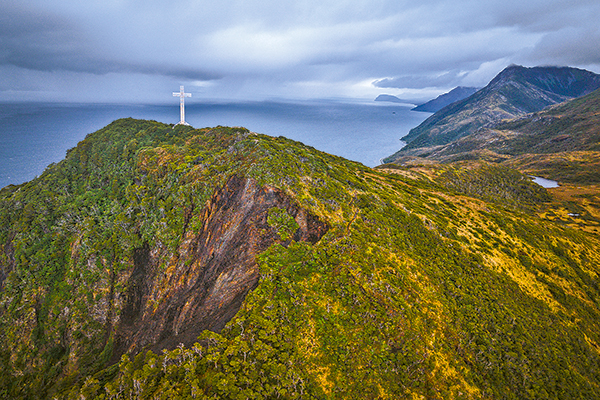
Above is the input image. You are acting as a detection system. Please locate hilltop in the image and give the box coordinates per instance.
[1,119,600,399]
[386,65,600,161]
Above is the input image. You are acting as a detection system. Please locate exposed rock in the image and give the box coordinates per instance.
[112,175,328,361]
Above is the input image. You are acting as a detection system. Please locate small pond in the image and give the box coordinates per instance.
[530,176,559,188]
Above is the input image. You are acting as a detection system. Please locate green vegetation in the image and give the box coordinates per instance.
[436,162,551,211]
[267,208,300,241]
[1,118,600,399]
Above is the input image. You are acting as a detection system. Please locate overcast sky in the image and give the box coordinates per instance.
[2,0,600,103]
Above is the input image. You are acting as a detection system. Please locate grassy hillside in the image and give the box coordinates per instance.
[494,87,600,154]
[1,119,600,399]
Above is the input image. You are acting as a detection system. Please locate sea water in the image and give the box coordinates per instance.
[0,100,430,188]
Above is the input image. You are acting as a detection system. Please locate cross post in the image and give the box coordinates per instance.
[173,86,192,126]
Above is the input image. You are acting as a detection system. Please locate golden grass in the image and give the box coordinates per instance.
[540,184,600,234]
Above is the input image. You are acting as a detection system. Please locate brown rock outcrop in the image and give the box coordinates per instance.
[112,175,327,361]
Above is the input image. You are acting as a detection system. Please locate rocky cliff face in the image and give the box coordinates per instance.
[113,175,328,360]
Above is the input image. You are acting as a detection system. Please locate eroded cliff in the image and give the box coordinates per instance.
[114,175,328,359]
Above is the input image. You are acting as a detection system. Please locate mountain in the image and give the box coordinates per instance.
[386,65,600,162]
[413,87,600,157]
[387,87,600,185]
[2,119,600,399]
[492,87,600,154]
[412,86,479,113]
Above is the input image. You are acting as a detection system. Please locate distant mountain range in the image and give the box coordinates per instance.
[412,86,479,113]
[374,87,479,111]
[411,86,600,184]
[386,65,600,161]
[428,87,600,159]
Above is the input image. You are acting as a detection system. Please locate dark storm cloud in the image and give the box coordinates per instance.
[96,63,221,81]
[373,71,462,89]
[0,2,218,81]
[527,27,600,65]
[2,0,600,102]
[0,3,84,71]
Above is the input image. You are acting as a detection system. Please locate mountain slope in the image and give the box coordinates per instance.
[386,65,600,162]
[391,87,600,185]
[1,119,600,399]
[493,86,600,154]
[412,86,479,113]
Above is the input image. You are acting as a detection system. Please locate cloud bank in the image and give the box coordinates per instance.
[2,0,600,103]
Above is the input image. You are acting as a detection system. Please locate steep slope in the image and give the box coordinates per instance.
[385,65,600,162]
[1,119,600,399]
[112,174,328,360]
[412,86,479,113]
[493,86,600,154]
[430,86,600,157]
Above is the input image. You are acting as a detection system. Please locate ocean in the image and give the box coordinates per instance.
[0,100,429,188]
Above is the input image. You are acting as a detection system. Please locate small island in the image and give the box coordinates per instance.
[374,94,407,103]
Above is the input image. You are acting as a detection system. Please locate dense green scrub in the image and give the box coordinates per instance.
[435,163,551,211]
[1,119,599,399]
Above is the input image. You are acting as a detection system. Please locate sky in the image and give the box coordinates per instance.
[2,0,600,104]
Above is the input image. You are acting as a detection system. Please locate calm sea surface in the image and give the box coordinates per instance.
[0,100,429,188]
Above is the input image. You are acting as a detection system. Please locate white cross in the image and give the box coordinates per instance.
[173,86,192,126]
